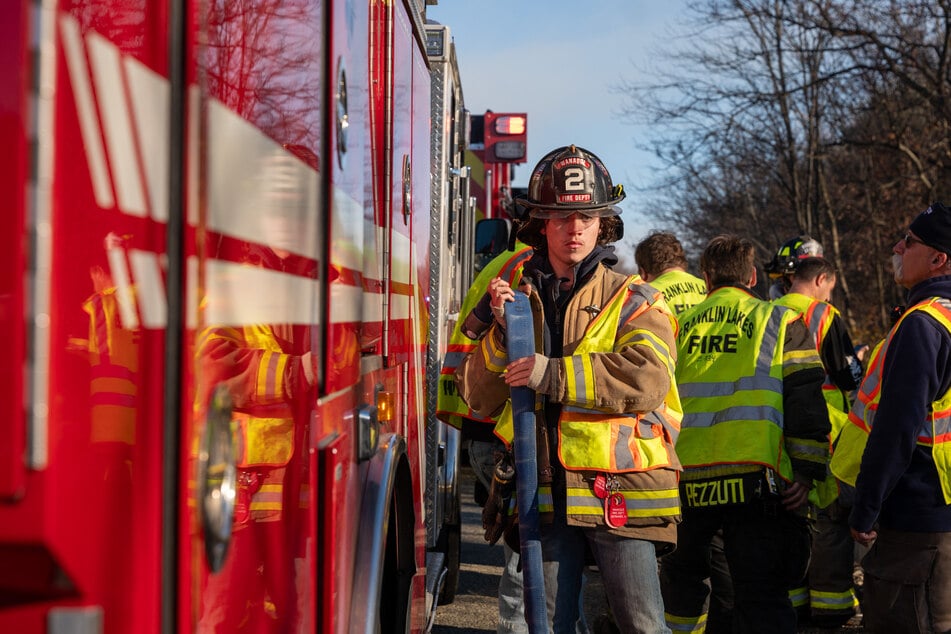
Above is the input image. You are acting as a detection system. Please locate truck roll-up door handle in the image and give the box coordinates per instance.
[198,384,237,573]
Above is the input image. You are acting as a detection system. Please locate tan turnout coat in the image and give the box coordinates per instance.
[456,263,682,550]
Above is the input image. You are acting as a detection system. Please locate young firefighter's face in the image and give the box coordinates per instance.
[542,212,600,272]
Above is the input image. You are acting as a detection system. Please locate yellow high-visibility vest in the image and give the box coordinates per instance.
[492,275,682,471]
[195,324,298,470]
[774,292,851,507]
[436,246,532,430]
[774,293,851,417]
[83,287,138,445]
[195,323,304,522]
[675,287,824,482]
[831,297,951,503]
[487,275,683,523]
[651,269,707,316]
[556,277,682,473]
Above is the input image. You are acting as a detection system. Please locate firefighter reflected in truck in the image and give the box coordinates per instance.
[66,231,142,572]
[194,152,318,632]
[70,232,141,447]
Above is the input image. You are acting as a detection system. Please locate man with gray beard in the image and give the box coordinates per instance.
[837,202,951,632]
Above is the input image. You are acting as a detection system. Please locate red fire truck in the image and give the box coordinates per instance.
[0,1,487,632]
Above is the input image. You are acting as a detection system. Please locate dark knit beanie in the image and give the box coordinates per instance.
[910,202,951,254]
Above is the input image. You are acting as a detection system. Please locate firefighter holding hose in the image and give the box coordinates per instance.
[457,145,682,634]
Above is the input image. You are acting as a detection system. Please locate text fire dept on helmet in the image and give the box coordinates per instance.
[456,145,683,634]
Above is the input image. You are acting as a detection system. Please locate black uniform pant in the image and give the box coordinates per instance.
[660,501,811,634]
[799,500,858,624]
[861,527,951,633]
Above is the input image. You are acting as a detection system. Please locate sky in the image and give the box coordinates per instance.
[427,0,691,248]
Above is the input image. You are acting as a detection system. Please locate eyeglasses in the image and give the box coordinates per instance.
[903,232,926,248]
[547,213,597,228]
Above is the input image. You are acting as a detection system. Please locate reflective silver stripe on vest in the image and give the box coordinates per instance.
[637,410,669,439]
[566,355,590,404]
[619,283,651,325]
[678,374,782,399]
[786,438,829,462]
[850,398,869,425]
[443,350,467,366]
[499,252,528,281]
[561,405,668,439]
[615,424,638,470]
[679,306,786,429]
[805,301,829,343]
[682,404,782,429]
[563,405,634,416]
[860,359,883,395]
[852,334,888,425]
[760,306,787,372]
[919,412,951,442]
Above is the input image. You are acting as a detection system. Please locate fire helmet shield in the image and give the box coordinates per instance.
[522,145,625,217]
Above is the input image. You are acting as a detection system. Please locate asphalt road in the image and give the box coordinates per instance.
[430,471,508,633]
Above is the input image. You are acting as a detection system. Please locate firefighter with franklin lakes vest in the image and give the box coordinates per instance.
[660,234,830,634]
[456,145,682,633]
[772,253,864,627]
[832,202,951,633]
[636,230,734,632]
[635,231,708,316]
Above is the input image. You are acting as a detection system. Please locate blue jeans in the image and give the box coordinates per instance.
[542,516,669,634]
[469,440,589,634]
